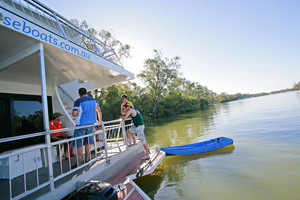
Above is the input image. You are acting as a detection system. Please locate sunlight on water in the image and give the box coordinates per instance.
[137,91,300,200]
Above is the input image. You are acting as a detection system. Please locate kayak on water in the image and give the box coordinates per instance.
[160,137,234,156]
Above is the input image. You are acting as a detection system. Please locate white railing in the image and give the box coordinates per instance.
[0,118,133,200]
[0,0,122,66]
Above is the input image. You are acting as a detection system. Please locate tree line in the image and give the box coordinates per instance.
[94,49,217,121]
[95,48,300,121]
[217,81,300,103]
[74,19,300,121]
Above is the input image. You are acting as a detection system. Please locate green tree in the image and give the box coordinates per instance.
[70,19,131,64]
[293,81,300,90]
[138,50,181,118]
[217,92,228,103]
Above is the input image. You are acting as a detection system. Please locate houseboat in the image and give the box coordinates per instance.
[0,0,165,199]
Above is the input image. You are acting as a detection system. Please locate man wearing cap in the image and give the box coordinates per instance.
[120,94,134,116]
[72,88,102,167]
[49,112,71,161]
[122,102,150,160]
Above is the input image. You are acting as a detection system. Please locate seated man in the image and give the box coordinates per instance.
[50,112,72,161]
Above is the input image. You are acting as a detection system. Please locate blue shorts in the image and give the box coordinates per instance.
[73,127,95,147]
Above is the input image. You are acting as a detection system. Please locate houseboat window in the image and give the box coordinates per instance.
[14,100,44,134]
[0,99,11,153]
[0,94,52,153]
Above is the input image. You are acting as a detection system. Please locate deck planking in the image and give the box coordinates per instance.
[106,151,148,200]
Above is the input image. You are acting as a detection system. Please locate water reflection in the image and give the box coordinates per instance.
[134,166,167,199]
[296,91,300,102]
[145,107,220,148]
[138,145,235,198]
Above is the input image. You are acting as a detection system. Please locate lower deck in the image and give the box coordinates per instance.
[0,118,167,200]
[0,139,165,200]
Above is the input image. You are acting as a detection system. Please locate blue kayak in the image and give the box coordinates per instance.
[160,137,234,156]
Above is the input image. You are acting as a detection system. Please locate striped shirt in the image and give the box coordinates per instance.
[73,95,99,126]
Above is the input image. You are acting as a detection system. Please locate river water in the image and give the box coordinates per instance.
[135,91,300,200]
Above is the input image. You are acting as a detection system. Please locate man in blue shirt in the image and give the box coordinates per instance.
[72,88,102,167]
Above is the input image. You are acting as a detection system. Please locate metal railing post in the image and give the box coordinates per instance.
[38,43,54,191]
[53,12,67,39]
[121,120,129,149]
[102,123,108,159]
[90,35,102,55]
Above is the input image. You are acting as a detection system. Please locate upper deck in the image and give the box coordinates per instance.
[0,0,134,96]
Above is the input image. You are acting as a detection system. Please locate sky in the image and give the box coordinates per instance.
[40,0,300,94]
